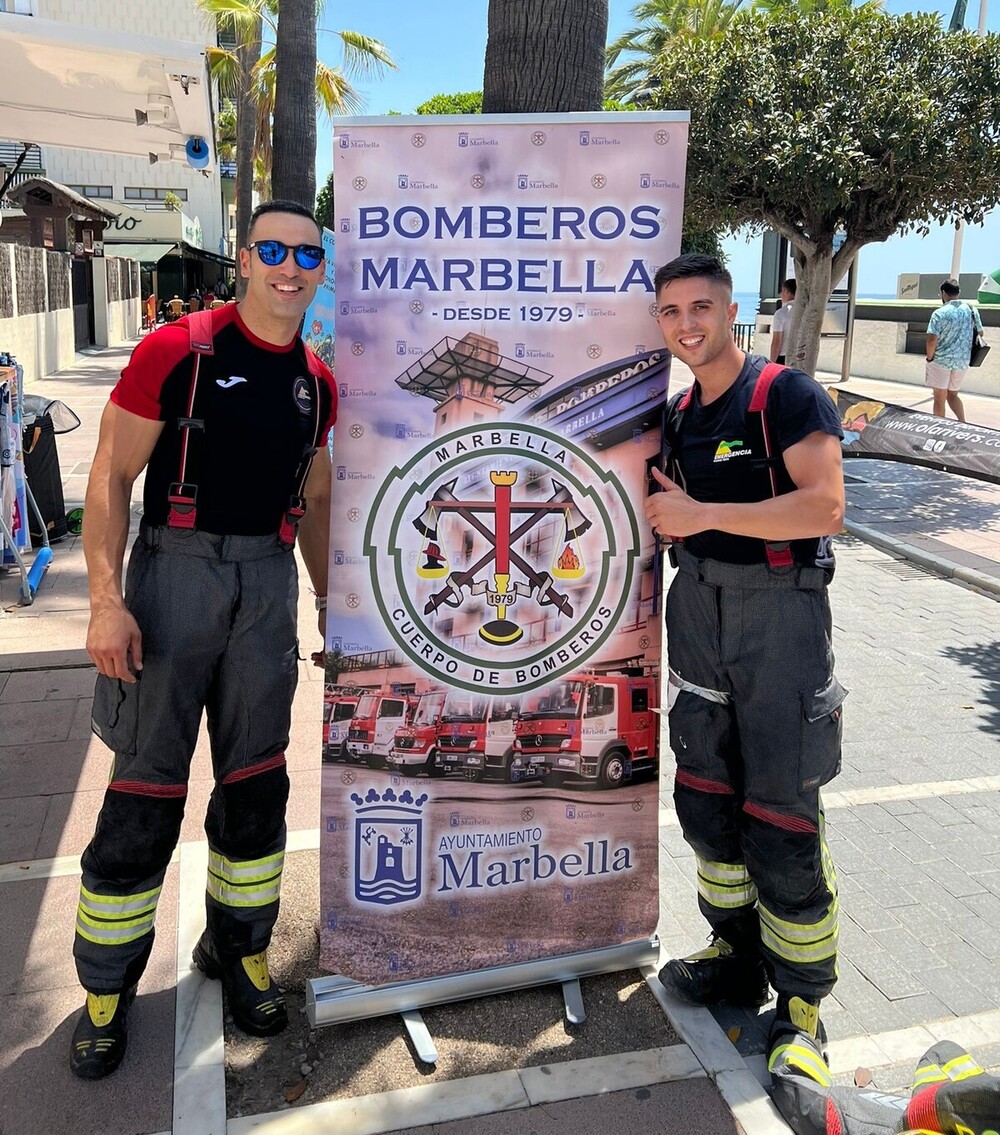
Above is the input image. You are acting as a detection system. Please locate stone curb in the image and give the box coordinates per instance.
[843,519,1000,599]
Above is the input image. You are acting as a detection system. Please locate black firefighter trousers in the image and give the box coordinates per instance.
[74,524,298,994]
[667,545,846,1000]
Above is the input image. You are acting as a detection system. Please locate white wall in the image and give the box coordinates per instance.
[755,316,1000,397]
[0,245,76,378]
[92,258,141,346]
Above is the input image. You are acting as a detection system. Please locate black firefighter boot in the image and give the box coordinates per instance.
[192,930,287,1037]
[69,986,138,1080]
[659,931,770,1007]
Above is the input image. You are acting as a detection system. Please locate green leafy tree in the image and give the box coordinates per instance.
[315,172,335,230]
[648,8,1000,373]
[483,0,609,113]
[416,91,484,115]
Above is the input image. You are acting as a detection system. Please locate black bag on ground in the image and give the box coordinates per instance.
[22,412,68,545]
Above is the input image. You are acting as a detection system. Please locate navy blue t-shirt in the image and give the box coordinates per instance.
[662,354,844,567]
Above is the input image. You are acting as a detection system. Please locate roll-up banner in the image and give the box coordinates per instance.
[831,386,1000,485]
[320,113,689,988]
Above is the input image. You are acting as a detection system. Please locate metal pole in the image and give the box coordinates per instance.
[840,254,859,386]
[978,0,988,34]
[951,222,965,281]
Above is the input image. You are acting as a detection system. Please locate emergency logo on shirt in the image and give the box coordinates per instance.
[364,423,639,695]
[713,439,752,462]
[292,376,313,415]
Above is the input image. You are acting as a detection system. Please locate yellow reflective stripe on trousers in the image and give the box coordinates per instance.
[207,850,283,909]
[696,857,758,909]
[208,849,285,884]
[75,907,157,946]
[79,884,160,918]
[943,1053,985,1081]
[768,1042,832,1086]
[759,897,839,964]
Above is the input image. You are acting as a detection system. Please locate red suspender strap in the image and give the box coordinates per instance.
[167,310,215,531]
[750,362,794,569]
[278,368,324,548]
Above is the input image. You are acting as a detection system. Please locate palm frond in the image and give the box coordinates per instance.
[330,29,397,77]
[314,62,364,116]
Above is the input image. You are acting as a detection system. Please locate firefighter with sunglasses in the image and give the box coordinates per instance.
[71,201,336,1079]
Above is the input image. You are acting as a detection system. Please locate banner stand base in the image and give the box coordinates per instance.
[306,936,659,1066]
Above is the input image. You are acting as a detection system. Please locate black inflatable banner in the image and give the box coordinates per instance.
[829,386,1000,486]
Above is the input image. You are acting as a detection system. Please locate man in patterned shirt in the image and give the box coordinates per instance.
[925,278,983,422]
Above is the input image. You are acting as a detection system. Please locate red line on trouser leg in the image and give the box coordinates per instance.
[222,753,287,785]
[743,801,817,834]
[825,1097,843,1135]
[675,770,735,795]
[904,1084,941,1132]
[109,781,188,798]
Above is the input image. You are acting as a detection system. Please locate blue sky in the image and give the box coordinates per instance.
[317,0,1000,298]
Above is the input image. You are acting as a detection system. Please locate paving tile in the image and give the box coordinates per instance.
[0,699,77,745]
[0,667,96,704]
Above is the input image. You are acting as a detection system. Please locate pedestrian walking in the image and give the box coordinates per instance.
[70,200,336,1080]
[925,278,983,423]
[645,254,847,1066]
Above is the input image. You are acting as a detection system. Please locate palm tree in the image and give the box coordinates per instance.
[483,0,609,113]
[199,0,395,283]
[606,0,746,104]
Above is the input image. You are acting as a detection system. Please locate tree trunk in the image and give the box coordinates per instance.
[483,0,609,113]
[271,0,317,208]
[234,14,262,301]
[785,242,834,378]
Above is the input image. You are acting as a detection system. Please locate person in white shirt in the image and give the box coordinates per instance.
[770,278,797,364]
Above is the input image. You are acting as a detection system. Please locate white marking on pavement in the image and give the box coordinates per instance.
[172,841,227,1135]
[641,967,793,1134]
[225,1043,705,1134]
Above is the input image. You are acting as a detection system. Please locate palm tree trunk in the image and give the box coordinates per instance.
[272,0,318,207]
[235,13,262,300]
[483,0,609,113]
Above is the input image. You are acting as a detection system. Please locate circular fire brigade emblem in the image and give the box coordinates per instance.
[351,342,365,356]
[531,130,547,146]
[639,634,651,650]
[587,344,602,360]
[411,132,427,147]
[352,176,367,191]
[654,129,670,145]
[341,769,356,785]
[365,422,641,694]
[631,799,644,812]
[349,424,364,439]
[522,807,535,822]
[591,174,607,190]
[347,507,361,522]
[649,302,659,318]
[410,300,424,314]
[470,174,486,190]
[292,376,312,415]
[346,593,361,609]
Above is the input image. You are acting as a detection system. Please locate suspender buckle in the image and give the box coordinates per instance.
[167,482,198,530]
[278,496,307,547]
[764,541,794,569]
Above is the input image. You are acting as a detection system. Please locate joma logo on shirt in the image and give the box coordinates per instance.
[713,439,752,462]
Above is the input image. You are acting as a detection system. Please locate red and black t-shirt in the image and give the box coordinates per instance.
[111,305,336,536]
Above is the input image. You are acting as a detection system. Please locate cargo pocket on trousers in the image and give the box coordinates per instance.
[91,673,141,756]
[800,676,847,794]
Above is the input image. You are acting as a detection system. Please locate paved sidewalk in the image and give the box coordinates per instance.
[1,344,998,1135]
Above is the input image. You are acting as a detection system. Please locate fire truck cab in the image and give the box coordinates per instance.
[346,690,414,769]
[386,689,447,778]
[322,686,360,762]
[434,690,491,778]
[444,692,523,782]
[510,671,658,789]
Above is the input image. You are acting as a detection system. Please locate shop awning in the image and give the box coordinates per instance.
[177,241,235,268]
[105,242,177,263]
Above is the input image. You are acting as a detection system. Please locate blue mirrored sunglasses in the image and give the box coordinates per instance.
[248,239,324,270]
